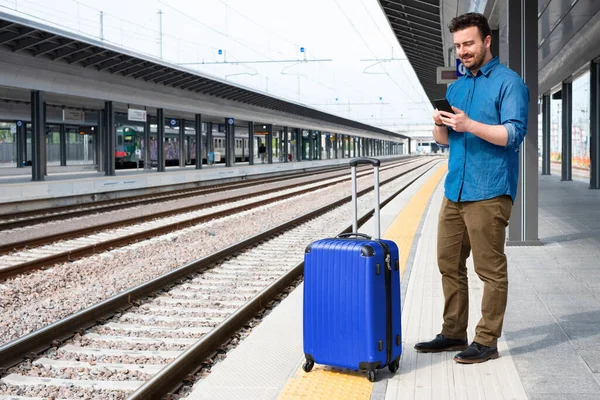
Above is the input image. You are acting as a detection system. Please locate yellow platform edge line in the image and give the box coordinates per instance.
[277,163,447,400]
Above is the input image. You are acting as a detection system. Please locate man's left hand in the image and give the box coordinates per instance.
[439,106,472,133]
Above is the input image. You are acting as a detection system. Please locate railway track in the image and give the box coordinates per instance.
[0,159,444,400]
[0,158,414,231]
[0,159,429,280]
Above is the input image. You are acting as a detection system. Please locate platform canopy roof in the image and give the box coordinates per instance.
[377,0,449,102]
[0,11,409,140]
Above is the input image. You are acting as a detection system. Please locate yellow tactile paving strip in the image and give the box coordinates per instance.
[277,163,447,400]
[277,365,373,400]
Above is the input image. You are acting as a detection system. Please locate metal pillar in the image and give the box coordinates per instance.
[266,124,273,164]
[206,122,213,160]
[224,118,234,167]
[561,82,572,181]
[301,130,305,161]
[491,29,499,58]
[506,0,539,245]
[248,121,255,165]
[16,120,25,167]
[283,126,289,163]
[157,108,165,172]
[542,95,551,175]
[31,91,45,181]
[591,61,600,189]
[104,101,115,176]
[144,115,151,169]
[224,118,232,167]
[59,123,67,166]
[179,118,186,167]
[195,114,202,169]
[308,130,314,160]
[296,129,302,162]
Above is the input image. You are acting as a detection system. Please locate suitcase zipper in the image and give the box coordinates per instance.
[382,245,393,367]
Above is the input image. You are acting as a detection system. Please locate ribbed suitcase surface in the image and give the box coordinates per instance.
[303,237,402,373]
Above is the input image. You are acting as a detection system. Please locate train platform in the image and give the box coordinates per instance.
[186,165,600,400]
[0,158,355,214]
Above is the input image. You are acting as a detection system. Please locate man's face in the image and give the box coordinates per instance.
[453,26,489,73]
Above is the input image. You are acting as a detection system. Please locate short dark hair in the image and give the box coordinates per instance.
[448,13,492,42]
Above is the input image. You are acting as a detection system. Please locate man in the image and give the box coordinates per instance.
[258,142,267,163]
[414,12,529,364]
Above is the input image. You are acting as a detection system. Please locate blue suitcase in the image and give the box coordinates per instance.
[302,157,402,382]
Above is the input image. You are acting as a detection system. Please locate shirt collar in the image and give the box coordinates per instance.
[466,56,499,78]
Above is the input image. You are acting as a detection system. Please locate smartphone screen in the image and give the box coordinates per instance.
[433,98,454,114]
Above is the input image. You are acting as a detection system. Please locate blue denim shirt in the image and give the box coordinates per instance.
[444,56,529,203]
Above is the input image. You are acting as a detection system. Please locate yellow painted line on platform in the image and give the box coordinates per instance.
[277,163,447,400]
[383,162,447,278]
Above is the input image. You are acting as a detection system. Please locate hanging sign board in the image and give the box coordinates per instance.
[62,109,84,122]
[128,108,147,122]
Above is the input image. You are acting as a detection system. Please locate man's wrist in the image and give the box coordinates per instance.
[435,122,445,127]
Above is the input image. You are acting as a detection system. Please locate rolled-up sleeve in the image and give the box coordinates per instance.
[500,78,529,150]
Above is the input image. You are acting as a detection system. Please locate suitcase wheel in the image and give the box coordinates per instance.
[367,370,377,382]
[388,359,399,373]
[302,360,314,373]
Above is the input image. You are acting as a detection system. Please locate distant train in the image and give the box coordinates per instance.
[114,125,251,168]
[415,140,441,155]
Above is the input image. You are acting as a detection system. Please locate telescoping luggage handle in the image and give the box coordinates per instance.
[349,157,381,240]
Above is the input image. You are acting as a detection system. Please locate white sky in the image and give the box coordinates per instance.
[0,0,435,131]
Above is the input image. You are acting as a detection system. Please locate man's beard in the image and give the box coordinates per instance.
[462,46,486,73]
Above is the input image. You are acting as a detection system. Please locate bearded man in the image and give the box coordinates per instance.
[414,12,529,364]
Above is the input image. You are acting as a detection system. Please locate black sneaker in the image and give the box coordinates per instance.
[453,341,499,364]
[414,334,468,353]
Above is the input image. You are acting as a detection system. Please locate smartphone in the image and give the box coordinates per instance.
[433,98,454,114]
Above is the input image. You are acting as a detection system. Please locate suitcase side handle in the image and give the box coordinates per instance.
[337,232,372,240]
[349,157,381,167]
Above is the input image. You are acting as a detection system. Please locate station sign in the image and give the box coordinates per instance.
[62,109,84,123]
[128,108,147,122]
[169,118,177,126]
[227,118,234,125]
[436,66,458,84]
[456,59,467,77]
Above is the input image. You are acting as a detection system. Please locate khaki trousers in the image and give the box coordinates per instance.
[437,195,512,348]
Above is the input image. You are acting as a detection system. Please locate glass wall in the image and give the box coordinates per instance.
[0,122,16,167]
[572,72,590,178]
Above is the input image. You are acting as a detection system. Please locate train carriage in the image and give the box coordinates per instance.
[115,125,250,168]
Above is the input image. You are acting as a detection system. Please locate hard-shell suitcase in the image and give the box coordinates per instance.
[302,157,402,382]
